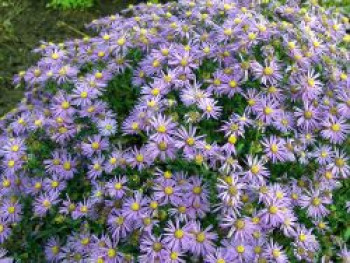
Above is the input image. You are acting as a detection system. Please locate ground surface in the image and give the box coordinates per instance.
[0,0,138,115]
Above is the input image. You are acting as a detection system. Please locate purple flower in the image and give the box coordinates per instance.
[261,136,290,163]
[263,239,288,263]
[163,219,192,251]
[139,234,166,262]
[0,200,22,223]
[251,59,282,85]
[0,219,11,243]
[122,191,148,222]
[321,116,350,144]
[44,237,61,262]
[34,192,60,217]
[299,189,331,219]
[81,135,109,157]
[105,176,128,199]
[107,209,132,242]
[153,179,182,206]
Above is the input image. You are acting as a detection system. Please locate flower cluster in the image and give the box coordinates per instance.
[0,0,349,262]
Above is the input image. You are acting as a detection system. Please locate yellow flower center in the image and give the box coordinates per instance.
[235,219,245,230]
[193,186,202,194]
[2,179,11,188]
[228,135,237,145]
[131,122,139,131]
[131,202,140,211]
[272,249,281,258]
[269,206,278,214]
[251,165,260,174]
[151,88,160,96]
[178,206,186,213]
[229,80,237,88]
[157,125,167,133]
[80,91,88,98]
[264,107,273,115]
[92,142,100,150]
[335,158,345,167]
[8,160,15,168]
[61,101,70,109]
[51,246,59,255]
[11,145,19,152]
[164,186,174,195]
[263,67,274,75]
[136,154,144,162]
[270,144,278,153]
[196,232,206,243]
[150,201,158,209]
[153,242,163,252]
[114,183,122,190]
[8,206,15,214]
[116,216,124,225]
[152,59,160,68]
[236,245,245,253]
[117,38,126,46]
[180,58,188,67]
[80,205,88,213]
[170,252,178,260]
[307,78,315,87]
[107,249,116,258]
[331,124,340,132]
[299,234,306,242]
[312,197,321,206]
[186,137,195,146]
[174,229,184,239]
[63,162,71,171]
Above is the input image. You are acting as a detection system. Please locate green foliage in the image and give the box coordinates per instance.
[47,0,94,9]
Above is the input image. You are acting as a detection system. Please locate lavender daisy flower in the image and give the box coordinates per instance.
[105,176,128,199]
[153,179,182,206]
[186,221,217,257]
[327,150,350,178]
[243,154,270,184]
[321,116,350,144]
[81,135,109,157]
[107,209,132,242]
[198,98,222,120]
[259,198,286,228]
[251,59,282,85]
[149,114,177,143]
[217,174,246,205]
[221,215,258,242]
[44,237,61,262]
[261,136,289,163]
[97,118,117,136]
[122,191,148,222]
[163,219,192,251]
[299,189,331,219]
[87,155,105,180]
[0,219,11,243]
[34,191,60,217]
[263,239,288,263]
[1,200,22,223]
[139,234,166,262]
[72,199,93,220]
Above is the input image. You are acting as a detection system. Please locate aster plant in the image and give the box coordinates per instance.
[0,0,349,262]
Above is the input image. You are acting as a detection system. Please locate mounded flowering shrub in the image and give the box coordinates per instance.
[0,0,349,262]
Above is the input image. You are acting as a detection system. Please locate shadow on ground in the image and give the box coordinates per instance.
[0,0,140,115]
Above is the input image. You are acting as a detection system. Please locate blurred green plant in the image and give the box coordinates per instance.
[47,0,94,9]
[320,0,350,14]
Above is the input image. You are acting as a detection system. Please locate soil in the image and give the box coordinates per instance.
[0,0,141,115]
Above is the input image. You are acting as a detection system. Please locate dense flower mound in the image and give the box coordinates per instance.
[0,0,349,262]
